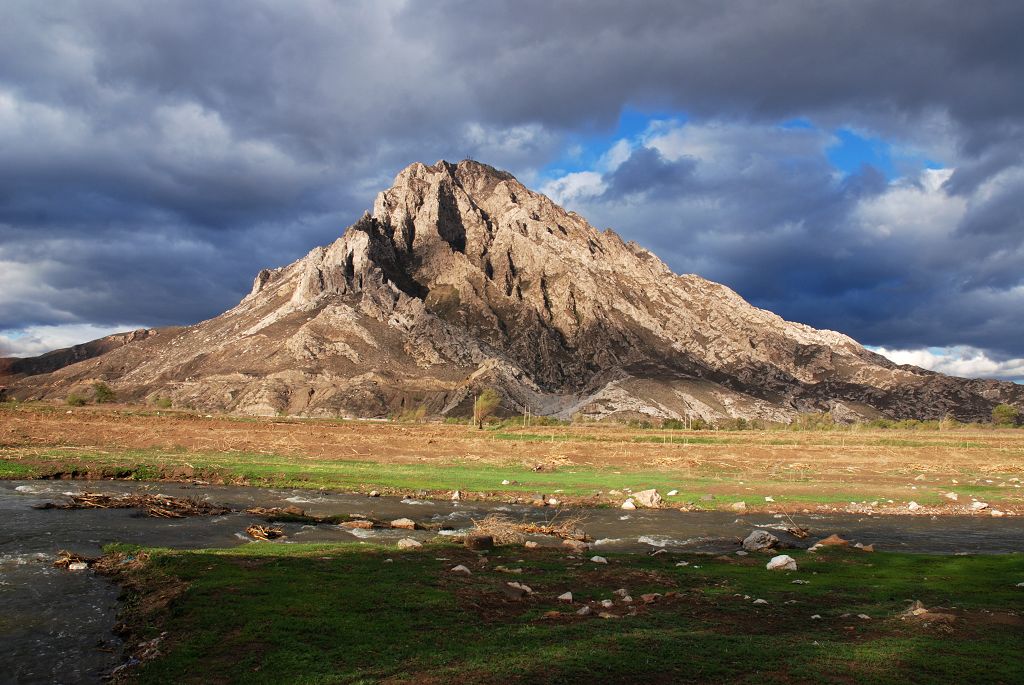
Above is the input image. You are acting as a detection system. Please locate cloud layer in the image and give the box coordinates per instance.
[1,1,1023,380]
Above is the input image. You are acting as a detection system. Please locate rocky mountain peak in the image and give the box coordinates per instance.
[7,160,1022,422]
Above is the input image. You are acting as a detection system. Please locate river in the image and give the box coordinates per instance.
[2,479,1022,683]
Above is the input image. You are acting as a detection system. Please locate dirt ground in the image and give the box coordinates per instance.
[3,403,1023,487]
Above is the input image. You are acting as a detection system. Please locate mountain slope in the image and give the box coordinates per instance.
[8,160,1022,421]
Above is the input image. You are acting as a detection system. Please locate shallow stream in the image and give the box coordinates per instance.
[2,479,1022,683]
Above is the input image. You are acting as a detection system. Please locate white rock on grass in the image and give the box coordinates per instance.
[620,499,637,510]
[600,599,614,608]
[970,501,989,511]
[752,598,769,605]
[501,480,511,485]
[944,492,958,501]
[731,501,747,512]
[507,582,533,595]
[908,501,922,512]
[450,565,472,575]
[766,555,798,571]
[991,509,1006,517]
[576,605,592,615]
[811,614,822,620]
[632,489,662,508]
[396,538,422,549]
[666,490,679,497]
[558,592,573,603]
[590,556,608,564]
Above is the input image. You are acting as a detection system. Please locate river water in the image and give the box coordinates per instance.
[1,479,1022,683]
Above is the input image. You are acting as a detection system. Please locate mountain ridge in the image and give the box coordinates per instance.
[6,160,1022,422]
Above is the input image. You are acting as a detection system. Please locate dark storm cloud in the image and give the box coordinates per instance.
[1,0,1024,370]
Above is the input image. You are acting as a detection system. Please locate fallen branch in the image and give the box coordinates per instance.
[49,492,230,518]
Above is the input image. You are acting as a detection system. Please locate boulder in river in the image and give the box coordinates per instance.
[390,518,416,530]
[742,529,779,552]
[562,539,590,553]
[816,534,850,547]
[731,501,748,512]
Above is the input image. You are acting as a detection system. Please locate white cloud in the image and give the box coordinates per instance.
[871,345,1024,382]
[540,171,606,205]
[0,323,148,358]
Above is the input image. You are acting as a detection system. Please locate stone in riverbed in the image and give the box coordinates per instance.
[620,499,637,510]
[341,520,375,529]
[742,529,779,552]
[368,491,381,498]
[396,538,422,549]
[68,562,88,571]
[908,501,922,512]
[731,501,747,512]
[816,534,850,547]
[562,539,590,553]
[970,501,989,511]
[524,541,539,549]
[390,518,416,530]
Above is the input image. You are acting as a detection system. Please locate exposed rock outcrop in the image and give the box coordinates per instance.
[7,160,1023,422]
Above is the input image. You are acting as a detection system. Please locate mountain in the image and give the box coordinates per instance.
[6,160,1022,422]
[0,329,163,380]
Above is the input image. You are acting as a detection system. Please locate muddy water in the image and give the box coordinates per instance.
[2,480,1023,683]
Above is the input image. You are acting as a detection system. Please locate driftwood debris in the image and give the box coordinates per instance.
[53,550,96,568]
[48,492,230,518]
[246,524,286,541]
[470,513,588,545]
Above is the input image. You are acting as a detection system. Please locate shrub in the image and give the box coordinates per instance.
[93,382,116,404]
[153,396,173,409]
[993,403,1020,427]
[473,388,501,429]
[66,393,87,407]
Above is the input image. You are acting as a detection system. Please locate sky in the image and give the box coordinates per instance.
[2,1,1023,382]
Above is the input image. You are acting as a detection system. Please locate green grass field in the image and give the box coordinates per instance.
[106,541,1024,684]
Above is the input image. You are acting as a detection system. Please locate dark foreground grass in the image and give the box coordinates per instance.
[107,542,1024,684]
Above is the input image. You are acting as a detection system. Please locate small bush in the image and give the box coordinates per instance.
[153,396,173,409]
[993,403,1020,427]
[93,382,116,404]
[66,393,87,407]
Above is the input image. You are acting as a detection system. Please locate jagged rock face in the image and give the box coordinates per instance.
[8,160,1023,421]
